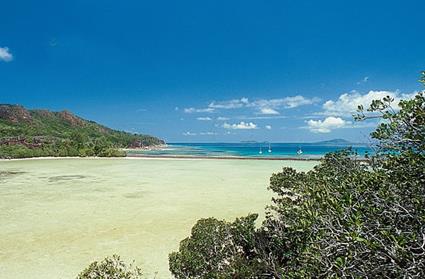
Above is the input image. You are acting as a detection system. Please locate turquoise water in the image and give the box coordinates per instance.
[128,142,373,158]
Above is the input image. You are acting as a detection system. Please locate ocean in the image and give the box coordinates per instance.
[127,142,373,158]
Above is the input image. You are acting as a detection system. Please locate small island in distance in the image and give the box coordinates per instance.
[312,138,366,146]
[0,104,164,159]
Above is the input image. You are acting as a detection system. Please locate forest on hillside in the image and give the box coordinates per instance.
[0,105,164,158]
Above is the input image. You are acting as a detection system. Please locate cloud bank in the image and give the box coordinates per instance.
[306,117,348,133]
[184,95,319,115]
[322,90,417,116]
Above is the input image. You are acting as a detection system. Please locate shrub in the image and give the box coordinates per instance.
[77,255,142,279]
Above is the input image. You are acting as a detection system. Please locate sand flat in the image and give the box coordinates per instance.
[0,158,317,278]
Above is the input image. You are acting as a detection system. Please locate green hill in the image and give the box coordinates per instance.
[0,104,164,158]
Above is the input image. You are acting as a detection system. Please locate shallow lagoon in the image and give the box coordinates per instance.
[0,158,317,278]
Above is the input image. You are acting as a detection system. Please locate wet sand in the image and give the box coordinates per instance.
[0,158,317,278]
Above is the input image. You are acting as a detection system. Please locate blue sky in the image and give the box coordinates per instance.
[1,0,424,143]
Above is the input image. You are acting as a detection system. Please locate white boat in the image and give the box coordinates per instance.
[259,146,263,154]
[268,143,272,153]
[297,147,303,155]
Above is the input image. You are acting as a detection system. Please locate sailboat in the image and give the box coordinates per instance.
[259,146,263,154]
[297,146,303,155]
[268,143,272,153]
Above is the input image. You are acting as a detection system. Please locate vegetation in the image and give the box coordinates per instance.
[168,76,425,278]
[169,214,261,278]
[0,105,164,158]
[77,255,143,279]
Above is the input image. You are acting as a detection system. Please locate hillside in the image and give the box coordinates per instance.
[0,104,164,158]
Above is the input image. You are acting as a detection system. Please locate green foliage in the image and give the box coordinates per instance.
[169,214,260,279]
[0,105,164,158]
[77,255,143,279]
[356,92,424,153]
[169,75,425,278]
[261,149,424,277]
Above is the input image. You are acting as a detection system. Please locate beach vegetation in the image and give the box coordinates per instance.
[77,255,143,279]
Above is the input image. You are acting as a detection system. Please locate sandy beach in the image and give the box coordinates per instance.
[0,157,317,278]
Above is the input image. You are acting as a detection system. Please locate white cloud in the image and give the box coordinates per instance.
[183,95,319,115]
[258,107,280,115]
[183,131,197,136]
[183,131,218,136]
[197,117,212,121]
[265,125,272,130]
[216,116,229,121]
[306,117,348,133]
[357,76,369,85]
[208,98,249,109]
[249,95,320,114]
[277,95,320,109]
[237,115,287,120]
[184,107,214,113]
[0,47,13,62]
[223,121,257,130]
[322,90,417,116]
[199,131,217,135]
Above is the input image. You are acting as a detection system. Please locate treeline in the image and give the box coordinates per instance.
[0,134,126,158]
[0,106,164,158]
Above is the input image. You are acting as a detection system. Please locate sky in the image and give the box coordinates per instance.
[1,0,424,143]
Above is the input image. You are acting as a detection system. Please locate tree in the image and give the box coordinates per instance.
[169,214,261,279]
[355,93,424,153]
[77,255,142,279]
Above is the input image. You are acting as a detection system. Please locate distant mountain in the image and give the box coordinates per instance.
[313,139,354,146]
[0,104,164,158]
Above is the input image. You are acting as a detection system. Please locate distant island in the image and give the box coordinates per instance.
[312,138,365,146]
[0,104,164,159]
[240,140,259,143]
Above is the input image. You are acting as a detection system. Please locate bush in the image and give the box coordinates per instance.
[169,214,260,278]
[77,255,142,279]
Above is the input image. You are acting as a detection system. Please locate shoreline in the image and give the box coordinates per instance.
[0,155,322,162]
[0,154,369,162]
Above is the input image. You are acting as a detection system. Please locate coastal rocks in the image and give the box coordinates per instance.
[0,136,54,149]
[0,104,32,123]
[57,110,85,126]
